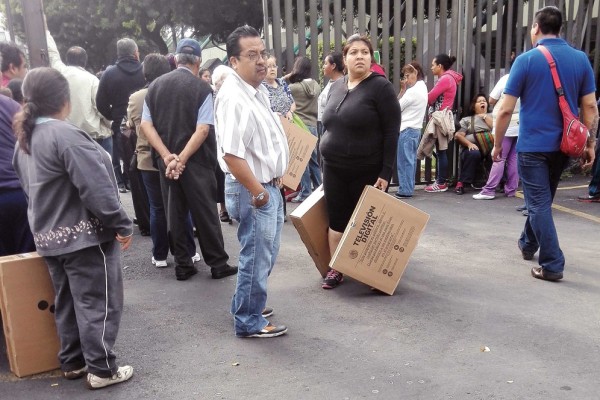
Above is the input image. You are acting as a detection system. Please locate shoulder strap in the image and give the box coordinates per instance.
[537,45,564,98]
[469,115,475,136]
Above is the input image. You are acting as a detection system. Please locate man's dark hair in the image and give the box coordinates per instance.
[65,46,87,68]
[142,53,171,84]
[0,42,25,73]
[288,56,312,83]
[226,25,260,60]
[534,6,562,35]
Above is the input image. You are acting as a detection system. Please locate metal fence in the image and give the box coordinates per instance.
[263,0,600,183]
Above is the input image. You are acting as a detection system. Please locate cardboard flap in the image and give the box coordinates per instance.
[279,116,318,190]
[290,186,331,278]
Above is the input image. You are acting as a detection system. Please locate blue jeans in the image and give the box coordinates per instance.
[225,175,283,336]
[588,140,600,196]
[141,170,195,260]
[435,149,448,184]
[298,125,322,198]
[517,152,568,274]
[95,137,113,157]
[396,128,421,196]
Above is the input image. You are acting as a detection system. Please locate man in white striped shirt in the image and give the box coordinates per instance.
[215,26,290,338]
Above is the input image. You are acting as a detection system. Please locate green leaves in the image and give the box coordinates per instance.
[3,0,264,71]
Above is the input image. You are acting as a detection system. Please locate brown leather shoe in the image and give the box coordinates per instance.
[531,267,563,281]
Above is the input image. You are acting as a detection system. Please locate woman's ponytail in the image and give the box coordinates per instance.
[13,101,39,154]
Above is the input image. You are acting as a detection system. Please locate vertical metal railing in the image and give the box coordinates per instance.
[263,0,600,183]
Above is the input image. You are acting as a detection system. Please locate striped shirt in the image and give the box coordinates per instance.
[215,71,289,183]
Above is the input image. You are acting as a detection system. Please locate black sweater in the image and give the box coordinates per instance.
[320,73,400,180]
[96,57,145,130]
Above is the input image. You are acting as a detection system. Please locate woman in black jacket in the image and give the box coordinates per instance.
[320,35,401,289]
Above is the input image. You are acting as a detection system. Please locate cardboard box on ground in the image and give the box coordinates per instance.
[0,253,60,377]
[279,116,317,191]
[292,185,429,295]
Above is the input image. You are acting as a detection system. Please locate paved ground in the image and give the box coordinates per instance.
[1,173,599,399]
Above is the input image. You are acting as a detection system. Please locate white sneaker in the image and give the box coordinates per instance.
[191,253,201,263]
[151,257,168,268]
[472,193,495,200]
[86,365,133,390]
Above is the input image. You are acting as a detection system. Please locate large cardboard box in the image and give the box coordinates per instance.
[330,186,429,295]
[280,116,318,190]
[0,253,60,377]
[290,186,330,277]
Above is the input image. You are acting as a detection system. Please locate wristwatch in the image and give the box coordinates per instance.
[252,191,266,202]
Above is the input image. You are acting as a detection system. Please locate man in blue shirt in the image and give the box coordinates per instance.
[493,6,598,282]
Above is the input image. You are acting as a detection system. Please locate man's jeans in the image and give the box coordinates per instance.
[298,125,322,199]
[518,152,568,274]
[225,175,284,336]
[396,128,421,196]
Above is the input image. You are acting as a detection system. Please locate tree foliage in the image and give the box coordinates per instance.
[2,0,263,71]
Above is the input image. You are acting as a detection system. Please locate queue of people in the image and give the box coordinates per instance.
[1,4,599,393]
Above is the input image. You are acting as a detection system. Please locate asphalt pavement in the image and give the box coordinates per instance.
[1,173,599,400]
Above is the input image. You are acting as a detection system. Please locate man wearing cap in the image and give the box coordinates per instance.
[141,38,237,281]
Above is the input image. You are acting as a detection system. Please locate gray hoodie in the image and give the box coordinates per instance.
[289,78,321,127]
[13,119,132,256]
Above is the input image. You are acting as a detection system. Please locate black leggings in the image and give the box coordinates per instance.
[322,161,380,232]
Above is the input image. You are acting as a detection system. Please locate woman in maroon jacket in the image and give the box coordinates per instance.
[424,54,463,193]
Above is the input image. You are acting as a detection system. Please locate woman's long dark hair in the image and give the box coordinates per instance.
[13,67,70,154]
[288,56,312,83]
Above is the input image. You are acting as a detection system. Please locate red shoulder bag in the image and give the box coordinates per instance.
[537,45,589,158]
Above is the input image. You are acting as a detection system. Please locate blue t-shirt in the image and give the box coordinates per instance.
[505,38,595,152]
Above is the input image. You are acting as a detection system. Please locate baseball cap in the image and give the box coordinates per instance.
[176,38,202,57]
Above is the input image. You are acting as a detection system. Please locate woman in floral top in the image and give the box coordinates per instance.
[263,55,296,119]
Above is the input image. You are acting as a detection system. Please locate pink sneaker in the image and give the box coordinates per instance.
[322,269,344,289]
[424,182,448,193]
